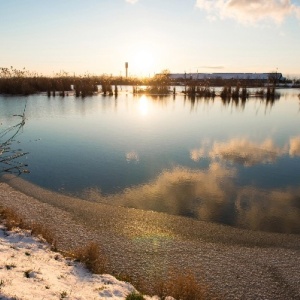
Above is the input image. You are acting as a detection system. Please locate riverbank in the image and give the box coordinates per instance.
[1,176,300,299]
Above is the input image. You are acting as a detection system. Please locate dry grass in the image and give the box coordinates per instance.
[0,207,24,231]
[125,292,145,300]
[0,207,57,250]
[29,222,57,250]
[151,268,211,300]
[70,242,108,275]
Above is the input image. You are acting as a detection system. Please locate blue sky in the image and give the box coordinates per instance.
[0,0,300,77]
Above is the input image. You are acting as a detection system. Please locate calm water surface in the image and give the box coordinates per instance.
[1,89,300,233]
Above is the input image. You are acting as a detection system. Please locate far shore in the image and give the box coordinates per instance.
[0,175,300,299]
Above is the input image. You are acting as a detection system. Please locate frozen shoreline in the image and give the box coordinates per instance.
[1,177,300,299]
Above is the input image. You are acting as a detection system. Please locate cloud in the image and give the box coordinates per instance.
[195,0,300,24]
[191,138,286,166]
[296,6,300,18]
[198,66,225,69]
[126,0,139,4]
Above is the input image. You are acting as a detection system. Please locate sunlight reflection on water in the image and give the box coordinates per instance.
[1,88,300,233]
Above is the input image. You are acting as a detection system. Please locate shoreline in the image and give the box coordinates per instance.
[1,176,300,299]
[1,175,299,250]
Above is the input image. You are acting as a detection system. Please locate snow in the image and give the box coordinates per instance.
[0,224,161,300]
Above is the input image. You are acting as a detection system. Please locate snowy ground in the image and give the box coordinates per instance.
[0,224,160,300]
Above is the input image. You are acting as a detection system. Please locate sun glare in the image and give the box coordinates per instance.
[139,95,149,116]
[130,44,156,76]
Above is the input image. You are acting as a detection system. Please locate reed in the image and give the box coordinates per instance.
[70,242,108,274]
[149,268,212,300]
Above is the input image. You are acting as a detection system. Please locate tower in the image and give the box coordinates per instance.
[125,62,128,78]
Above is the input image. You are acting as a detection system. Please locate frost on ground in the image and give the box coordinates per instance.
[0,224,160,300]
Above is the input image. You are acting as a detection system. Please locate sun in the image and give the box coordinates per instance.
[130,44,156,76]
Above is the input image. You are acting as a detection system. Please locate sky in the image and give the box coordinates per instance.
[0,0,300,78]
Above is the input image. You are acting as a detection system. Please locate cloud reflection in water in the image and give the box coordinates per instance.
[289,136,300,157]
[190,136,300,166]
[82,161,300,234]
[126,151,140,163]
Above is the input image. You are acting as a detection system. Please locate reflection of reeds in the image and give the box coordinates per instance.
[101,83,113,96]
[184,86,216,99]
[255,89,264,97]
[133,85,170,95]
[74,78,98,97]
[220,85,249,101]
[181,79,215,98]
[254,88,280,103]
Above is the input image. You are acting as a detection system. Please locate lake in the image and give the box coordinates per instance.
[1,88,300,234]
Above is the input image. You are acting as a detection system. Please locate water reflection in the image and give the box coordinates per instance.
[190,137,300,166]
[235,187,300,233]
[289,136,300,156]
[81,162,300,234]
[126,151,139,163]
[1,90,299,234]
[139,96,149,116]
[183,90,281,112]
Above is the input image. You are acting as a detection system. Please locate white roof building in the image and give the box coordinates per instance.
[167,73,284,81]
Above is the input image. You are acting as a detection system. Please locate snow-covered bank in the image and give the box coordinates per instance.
[0,224,158,300]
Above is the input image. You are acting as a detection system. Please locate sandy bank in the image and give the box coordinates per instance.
[1,176,300,299]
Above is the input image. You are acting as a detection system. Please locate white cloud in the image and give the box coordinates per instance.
[196,0,300,24]
[126,0,139,4]
[295,5,300,18]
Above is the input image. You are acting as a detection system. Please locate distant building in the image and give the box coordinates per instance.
[167,72,285,81]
